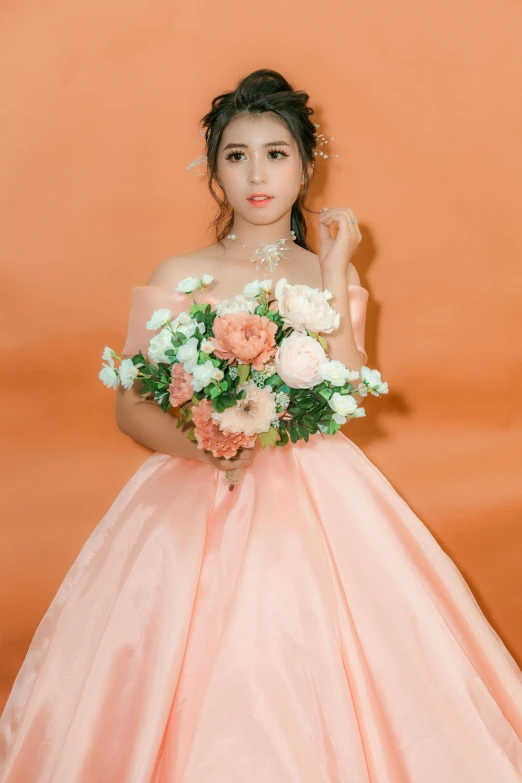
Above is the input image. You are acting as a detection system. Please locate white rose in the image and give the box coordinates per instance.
[319,359,359,386]
[146,308,172,331]
[191,360,218,392]
[328,392,360,424]
[201,273,214,286]
[214,369,224,381]
[118,358,142,390]
[99,364,119,389]
[175,276,200,294]
[260,279,273,293]
[359,366,389,396]
[171,316,198,339]
[274,278,340,334]
[243,280,261,298]
[147,328,175,363]
[101,346,117,366]
[200,338,214,354]
[176,337,200,372]
[215,293,258,316]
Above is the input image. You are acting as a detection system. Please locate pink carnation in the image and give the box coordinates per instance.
[168,363,194,407]
[210,313,277,371]
[191,398,256,459]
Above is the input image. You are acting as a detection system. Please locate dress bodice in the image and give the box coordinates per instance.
[121,284,369,364]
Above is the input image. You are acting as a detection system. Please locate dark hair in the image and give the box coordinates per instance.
[199,68,320,252]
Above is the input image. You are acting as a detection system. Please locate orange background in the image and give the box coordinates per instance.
[1,1,521,709]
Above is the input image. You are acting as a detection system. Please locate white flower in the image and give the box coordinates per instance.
[243,280,262,298]
[319,359,359,387]
[197,321,206,334]
[242,279,272,298]
[148,328,174,363]
[359,366,389,396]
[200,338,214,354]
[101,346,117,367]
[215,293,258,316]
[171,316,198,339]
[175,276,200,294]
[322,288,333,301]
[176,337,200,373]
[328,392,360,424]
[191,360,219,392]
[274,278,340,334]
[99,364,120,389]
[146,308,172,331]
[214,369,224,381]
[201,273,214,286]
[118,358,142,389]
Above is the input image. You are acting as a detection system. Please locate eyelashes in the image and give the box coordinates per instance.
[224,148,290,162]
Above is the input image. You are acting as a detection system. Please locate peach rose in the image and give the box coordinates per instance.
[168,362,194,407]
[191,398,256,459]
[274,332,328,389]
[210,312,277,371]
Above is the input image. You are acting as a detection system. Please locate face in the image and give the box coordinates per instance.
[216,113,311,224]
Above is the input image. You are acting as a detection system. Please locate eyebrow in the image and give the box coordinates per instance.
[222,140,291,151]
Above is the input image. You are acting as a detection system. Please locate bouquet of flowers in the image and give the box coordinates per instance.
[100,274,388,490]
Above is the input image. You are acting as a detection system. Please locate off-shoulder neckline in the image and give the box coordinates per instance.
[132,283,369,300]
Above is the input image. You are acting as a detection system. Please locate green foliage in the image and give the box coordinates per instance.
[237,363,251,385]
[258,427,281,448]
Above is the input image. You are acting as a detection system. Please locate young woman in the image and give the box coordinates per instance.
[1,68,521,783]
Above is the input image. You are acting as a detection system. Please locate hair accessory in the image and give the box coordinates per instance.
[226,231,297,273]
[187,123,339,175]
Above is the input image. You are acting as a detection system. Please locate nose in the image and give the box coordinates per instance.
[249,153,267,185]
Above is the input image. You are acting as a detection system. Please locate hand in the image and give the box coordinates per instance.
[318,207,362,278]
[204,445,257,473]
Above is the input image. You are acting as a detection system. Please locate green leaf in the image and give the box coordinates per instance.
[237,364,251,385]
[288,426,299,444]
[209,385,222,399]
[258,427,281,448]
[186,427,197,441]
[318,335,329,351]
[219,378,229,391]
[318,388,333,401]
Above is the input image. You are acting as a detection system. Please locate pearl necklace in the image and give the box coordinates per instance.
[226,230,297,273]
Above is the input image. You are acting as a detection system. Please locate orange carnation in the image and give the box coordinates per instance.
[168,363,194,407]
[210,313,277,371]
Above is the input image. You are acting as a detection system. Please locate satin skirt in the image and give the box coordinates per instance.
[1,431,522,782]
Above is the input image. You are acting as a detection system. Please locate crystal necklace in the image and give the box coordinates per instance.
[226,230,297,273]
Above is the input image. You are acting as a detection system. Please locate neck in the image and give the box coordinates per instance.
[228,212,294,246]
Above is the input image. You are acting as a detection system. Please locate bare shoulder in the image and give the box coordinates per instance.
[146,246,220,287]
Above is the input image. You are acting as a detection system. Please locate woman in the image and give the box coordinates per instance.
[1,68,521,783]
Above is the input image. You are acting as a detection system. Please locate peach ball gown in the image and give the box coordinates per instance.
[1,283,522,783]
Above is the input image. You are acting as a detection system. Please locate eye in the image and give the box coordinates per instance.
[224,150,245,162]
[224,148,290,162]
[268,148,289,160]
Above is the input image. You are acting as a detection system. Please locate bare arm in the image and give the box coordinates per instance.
[115,256,256,471]
[115,366,256,472]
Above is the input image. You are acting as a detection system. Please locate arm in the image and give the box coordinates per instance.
[321,262,367,373]
[115,257,256,471]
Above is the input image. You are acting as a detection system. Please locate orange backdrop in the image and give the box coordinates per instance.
[1,1,521,709]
